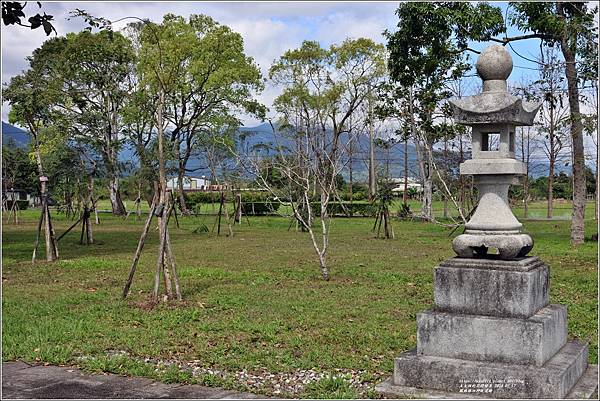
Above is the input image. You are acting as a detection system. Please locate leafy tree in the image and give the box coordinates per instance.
[3,37,68,261]
[265,38,386,280]
[57,30,136,216]
[523,46,572,218]
[506,1,598,244]
[384,1,504,221]
[120,22,158,204]
[2,140,37,195]
[137,14,265,214]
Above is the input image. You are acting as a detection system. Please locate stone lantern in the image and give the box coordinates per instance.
[450,45,540,259]
[376,45,596,399]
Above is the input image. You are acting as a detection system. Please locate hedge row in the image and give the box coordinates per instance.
[184,191,273,209]
[5,200,29,210]
[310,201,376,217]
[241,201,281,215]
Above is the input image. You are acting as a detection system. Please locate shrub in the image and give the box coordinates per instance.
[185,192,221,209]
[338,191,366,201]
[352,192,366,201]
[397,203,412,219]
[184,191,280,215]
[242,201,280,215]
[5,200,29,210]
[310,201,376,217]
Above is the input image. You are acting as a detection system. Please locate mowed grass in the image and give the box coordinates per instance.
[2,202,598,397]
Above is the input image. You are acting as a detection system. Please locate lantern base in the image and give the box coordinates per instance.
[452,233,533,260]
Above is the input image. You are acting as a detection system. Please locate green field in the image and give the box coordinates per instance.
[2,202,598,398]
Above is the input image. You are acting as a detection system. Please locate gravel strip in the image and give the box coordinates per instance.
[79,350,387,398]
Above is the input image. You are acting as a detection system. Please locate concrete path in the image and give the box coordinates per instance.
[2,361,262,399]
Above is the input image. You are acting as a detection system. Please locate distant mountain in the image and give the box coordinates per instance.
[2,122,29,148]
[2,120,573,180]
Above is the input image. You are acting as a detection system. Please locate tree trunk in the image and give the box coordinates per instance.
[403,137,408,206]
[29,127,58,262]
[443,136,448,219]
[177,165,189,215]
[548,159,555,219]
[594,166,600,221]
[368,95,376,200]
[151,87,180,301]
[559,4,586,245]
[421,155,433,220]
[235,192,242,223]
[348,144,354,217]
[317,191,330,280]
[108,174,126,216]
[413,139,433,219]
[409,87,433,220]
[85,175,94,244]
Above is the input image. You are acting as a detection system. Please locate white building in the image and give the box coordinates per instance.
[3,188,39,207]
[389,177,423,194]
[166,176,228,192]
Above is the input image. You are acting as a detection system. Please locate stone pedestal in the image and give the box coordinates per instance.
[376,257,596,399]
[377,45,597,399]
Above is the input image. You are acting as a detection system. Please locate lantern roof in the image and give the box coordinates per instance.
[450,45,541,126]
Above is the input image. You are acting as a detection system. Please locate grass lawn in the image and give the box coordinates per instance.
[2,201,598,398]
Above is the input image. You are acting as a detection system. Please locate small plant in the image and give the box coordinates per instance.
[372,179,395,239]
[302,376,358,399]
[398,203,412,219]
[192,223,209,234]
[160,364,195,384]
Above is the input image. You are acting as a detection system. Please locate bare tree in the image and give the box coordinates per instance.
[532,47,572,218]
[232,39,387,280]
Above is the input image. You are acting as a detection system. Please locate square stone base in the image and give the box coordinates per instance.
[417,305,567,366]
[434,256,549,318]
[376,364,598,399]
[383,341,588,399]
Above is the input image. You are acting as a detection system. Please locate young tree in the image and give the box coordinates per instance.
[154,15,265,214]
[531,47,572,218]
[121,21,158,205]
[516,125,542,218]
[262,39,386,280]
[507,1,598,244]
[2,140,37,200]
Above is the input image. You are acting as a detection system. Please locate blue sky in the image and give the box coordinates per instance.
[0,1,552,125]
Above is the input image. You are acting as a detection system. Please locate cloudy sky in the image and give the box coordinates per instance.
[2,1,545,126]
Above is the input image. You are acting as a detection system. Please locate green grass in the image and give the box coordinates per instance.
[2,201,598,398]
[302,376,359,399]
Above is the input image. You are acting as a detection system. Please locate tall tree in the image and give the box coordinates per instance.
[3,37,68,261]
[385,2,504,220]
[151,14,265,214]
[507,1,598,244]
[58,30,136,216]
[163,15,265,213]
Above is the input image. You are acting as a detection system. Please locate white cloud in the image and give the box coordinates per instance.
[2,1,402,124]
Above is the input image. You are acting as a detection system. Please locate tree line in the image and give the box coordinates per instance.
[2,1,597,288]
